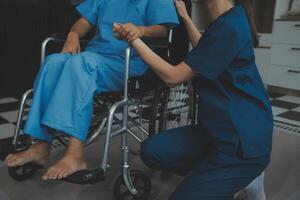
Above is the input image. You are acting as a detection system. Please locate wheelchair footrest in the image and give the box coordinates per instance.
[61,168,105,185]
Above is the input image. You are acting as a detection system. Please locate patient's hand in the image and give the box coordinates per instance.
[61,32,81,54]
[113,23,144,43]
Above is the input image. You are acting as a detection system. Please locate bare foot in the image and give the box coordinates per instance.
[5,141,51,167]
[42,137,87,180]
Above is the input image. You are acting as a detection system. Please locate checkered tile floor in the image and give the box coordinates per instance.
[0,92,300,141]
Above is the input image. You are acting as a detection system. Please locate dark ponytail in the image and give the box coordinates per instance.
[236,0,259,47]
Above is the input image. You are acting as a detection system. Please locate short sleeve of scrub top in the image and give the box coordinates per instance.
[76,0,103,26]
[146,0,179,26]
[185,21,247,80]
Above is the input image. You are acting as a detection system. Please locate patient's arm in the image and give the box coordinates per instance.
[113,23,167,43]
[61,17,93,54]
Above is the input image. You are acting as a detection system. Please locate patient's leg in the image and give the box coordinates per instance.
[5,141,51,167]
[5,54,71,168]
[42,137,87,180]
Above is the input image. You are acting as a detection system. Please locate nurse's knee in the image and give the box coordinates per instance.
[140,136,162,168]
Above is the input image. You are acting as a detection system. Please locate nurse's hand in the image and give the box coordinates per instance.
[175,0,189,20]
[113,23,144,43]
[61,32,81,54]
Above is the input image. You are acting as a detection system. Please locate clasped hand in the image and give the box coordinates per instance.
[113,23,144,43]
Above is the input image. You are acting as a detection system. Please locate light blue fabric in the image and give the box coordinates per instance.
[77,0,179,56]
[23,0,179,142]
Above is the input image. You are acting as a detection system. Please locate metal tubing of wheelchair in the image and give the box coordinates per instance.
[111,127,127,138]
[127,128,142,143]
[41,37,55,64]
[167,29,173,57]
[101,99,127,173]
[84,118,107,146]
[13,89,34,148]
[109,115,143,143]
[122,47,138,195]
[127,115,150,136]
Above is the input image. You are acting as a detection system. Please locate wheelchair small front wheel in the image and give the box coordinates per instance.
[113,170,151,200]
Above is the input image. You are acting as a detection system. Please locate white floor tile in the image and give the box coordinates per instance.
[0,124,15,139]
[277,96,300,105]
[293,106,300,112]
[0,97,18,104]
[272,106,288,116]
[274,116,300,127]
[0,110,19,123]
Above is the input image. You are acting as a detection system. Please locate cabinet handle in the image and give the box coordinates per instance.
[287,69,300,74]
[295,24,300,28]
[291,47,300,51]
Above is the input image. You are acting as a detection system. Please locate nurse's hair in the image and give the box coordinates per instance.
[236,0,259,47]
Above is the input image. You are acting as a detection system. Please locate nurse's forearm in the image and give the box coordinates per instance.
[181,16,202,48]
[69,17,93,38]
[132,39,195,86]
[140,25,167,38]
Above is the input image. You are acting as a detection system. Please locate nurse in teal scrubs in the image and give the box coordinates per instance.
[114,0,273,199]
[5,0,179,180]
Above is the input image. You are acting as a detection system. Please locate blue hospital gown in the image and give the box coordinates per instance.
[23,0,179,142]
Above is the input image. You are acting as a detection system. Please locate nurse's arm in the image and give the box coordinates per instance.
[181,16,202,48]
[175,0,201,48]
[132,38,196,87]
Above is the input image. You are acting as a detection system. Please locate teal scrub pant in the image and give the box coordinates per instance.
[140,126,270,200]
[23,52,146,142]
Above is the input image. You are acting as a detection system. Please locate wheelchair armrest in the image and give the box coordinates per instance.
[49,33,91,42]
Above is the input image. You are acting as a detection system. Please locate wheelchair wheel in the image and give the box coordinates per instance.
[113,170,151,200]
[159,82,196,131]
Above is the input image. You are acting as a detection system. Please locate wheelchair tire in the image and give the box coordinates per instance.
[159,82,196,131]
[113,170,151,200]
[8,163,42,181]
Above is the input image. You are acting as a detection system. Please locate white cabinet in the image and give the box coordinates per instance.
[268,65,300,90]
[271,43,300,68]
[272,21,300,44]
[268,20,300,91]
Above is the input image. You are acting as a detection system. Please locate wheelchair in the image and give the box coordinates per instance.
[2,29,196,200]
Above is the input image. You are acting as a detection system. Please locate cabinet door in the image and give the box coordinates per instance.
[271,44,300,68]
[268,65,300,90]
[273,21,300,45]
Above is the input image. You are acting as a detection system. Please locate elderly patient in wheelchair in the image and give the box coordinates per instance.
[4,0,179,181]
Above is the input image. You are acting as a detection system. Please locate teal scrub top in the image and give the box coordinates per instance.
[185,5,273,158]
[76,0,179,56]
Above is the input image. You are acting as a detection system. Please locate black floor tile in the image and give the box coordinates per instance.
[267,91,285,99]
[271,100,299,110]
[278,111,300,122]
[0,116,9,125]
[0,102,19,113]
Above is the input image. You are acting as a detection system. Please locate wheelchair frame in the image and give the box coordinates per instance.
[10,31,174,199]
